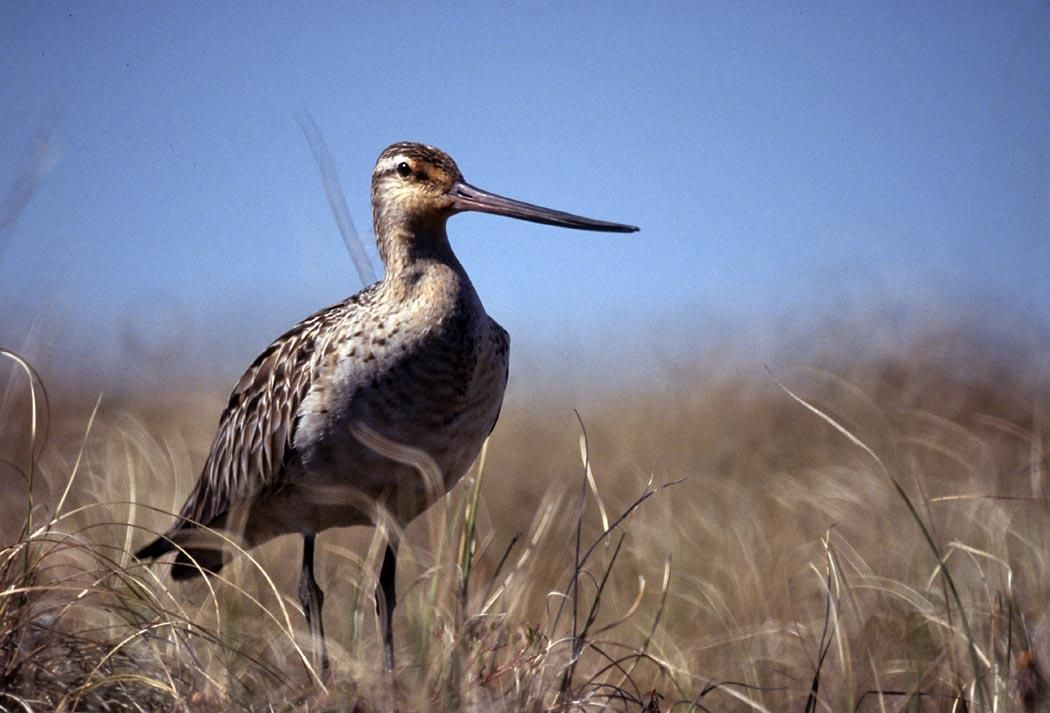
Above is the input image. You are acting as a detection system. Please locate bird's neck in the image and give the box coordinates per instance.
[377,220,472,301]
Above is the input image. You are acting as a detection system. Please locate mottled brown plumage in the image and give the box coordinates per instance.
[135,141,637,676]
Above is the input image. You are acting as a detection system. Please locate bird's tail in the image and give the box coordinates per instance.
[135,532,227,581]
[134,534,175,562]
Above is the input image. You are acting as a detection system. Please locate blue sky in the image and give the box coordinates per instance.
[2,2,1049,388]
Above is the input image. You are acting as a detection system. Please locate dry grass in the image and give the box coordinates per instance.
[1,319,1049,712]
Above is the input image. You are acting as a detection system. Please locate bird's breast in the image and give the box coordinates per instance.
[293,291,509,518]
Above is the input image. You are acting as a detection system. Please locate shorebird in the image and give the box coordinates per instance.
[135,141,638,676]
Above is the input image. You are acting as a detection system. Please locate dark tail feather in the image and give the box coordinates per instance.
[171,548,226,580]
[134,535,175,562]
[135,533,226,581]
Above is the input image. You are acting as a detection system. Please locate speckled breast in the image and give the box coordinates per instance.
[294,296,509,525]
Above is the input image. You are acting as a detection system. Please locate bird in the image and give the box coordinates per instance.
[134,141,638,678]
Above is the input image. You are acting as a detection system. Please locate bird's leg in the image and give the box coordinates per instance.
[376,539,399,675]
[299,533,330,680]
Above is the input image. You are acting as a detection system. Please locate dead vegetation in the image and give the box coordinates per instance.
[1,318,1049,711]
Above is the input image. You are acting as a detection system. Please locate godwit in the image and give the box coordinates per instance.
[135,142,638,676]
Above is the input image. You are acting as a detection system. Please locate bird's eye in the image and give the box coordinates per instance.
[396,162,412,178]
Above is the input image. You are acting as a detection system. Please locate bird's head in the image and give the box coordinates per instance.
[371,141,639,238]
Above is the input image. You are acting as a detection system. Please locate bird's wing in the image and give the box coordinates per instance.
[169,287,376,533]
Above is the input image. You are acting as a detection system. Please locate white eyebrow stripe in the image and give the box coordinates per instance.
[373,155,410,176]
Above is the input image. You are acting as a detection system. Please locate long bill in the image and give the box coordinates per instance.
[448,180,639,233]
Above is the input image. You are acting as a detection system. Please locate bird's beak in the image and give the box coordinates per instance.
[448,180,638,233]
